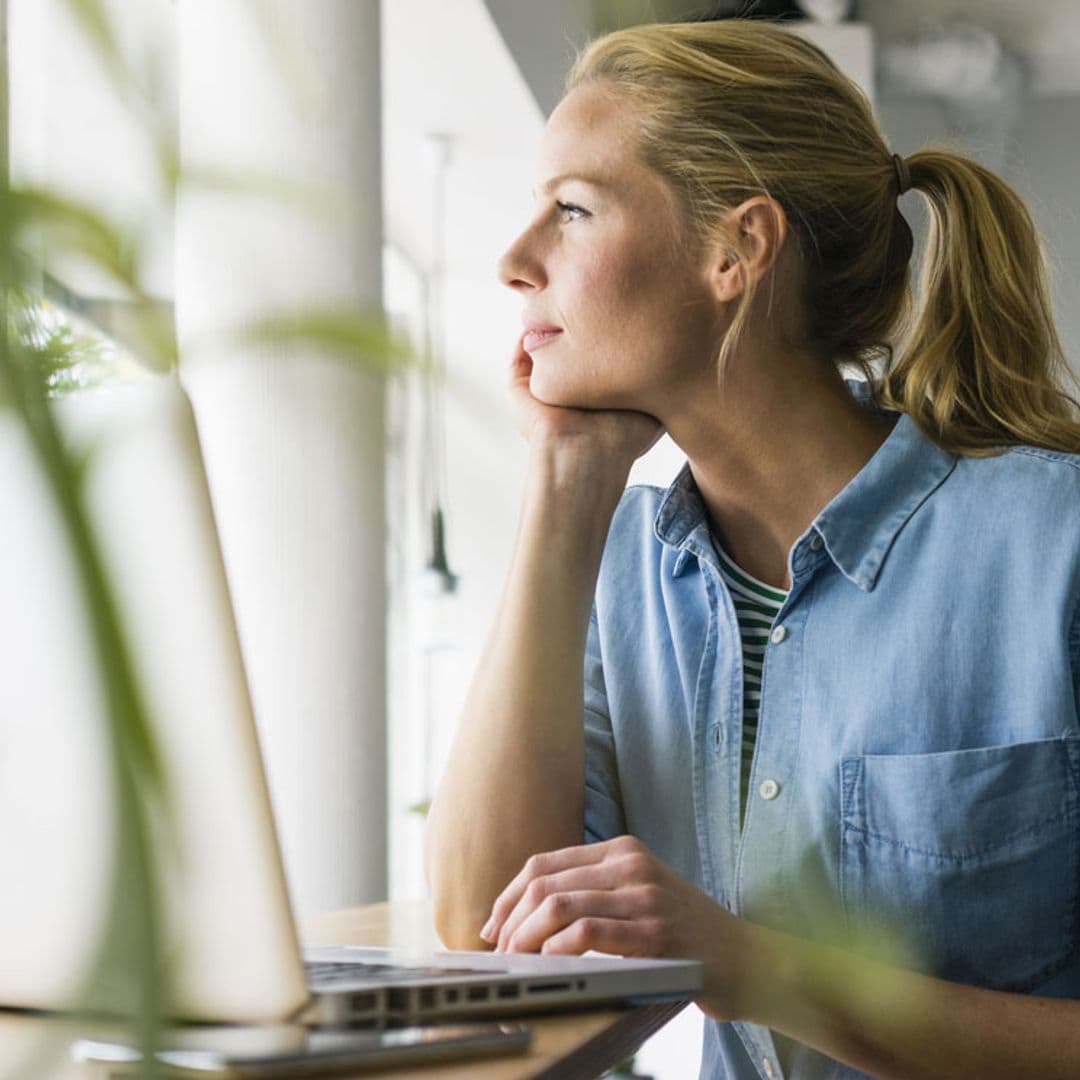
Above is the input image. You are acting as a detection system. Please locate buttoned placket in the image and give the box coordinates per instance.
[721,531,828,1080]
[682,534,738,911]
[657,482,835,1080]
[690,548,786,1080]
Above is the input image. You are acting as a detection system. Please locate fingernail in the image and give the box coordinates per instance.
[480,916,496,942]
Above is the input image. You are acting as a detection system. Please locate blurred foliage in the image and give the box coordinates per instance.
[6,288,136,395]
[0,185,177,377]
[1,0,417,1077]
[239,308,417,376]
[1,199,172,1080]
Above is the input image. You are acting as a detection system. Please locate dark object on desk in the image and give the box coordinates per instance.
[72,1022,531,1077]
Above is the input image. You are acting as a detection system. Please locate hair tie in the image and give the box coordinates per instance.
[892,153,912,196]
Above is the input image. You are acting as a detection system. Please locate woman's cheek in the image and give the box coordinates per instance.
[528,341,621,409]
[528,351,596,408]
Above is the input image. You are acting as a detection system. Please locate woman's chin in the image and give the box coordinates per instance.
[530,374,614,412]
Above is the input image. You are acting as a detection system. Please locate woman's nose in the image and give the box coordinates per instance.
[497,232,545,293]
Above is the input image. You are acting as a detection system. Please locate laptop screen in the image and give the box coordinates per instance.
[0,375,307,1022]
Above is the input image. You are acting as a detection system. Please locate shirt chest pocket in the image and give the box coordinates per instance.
[839,736,1080,992]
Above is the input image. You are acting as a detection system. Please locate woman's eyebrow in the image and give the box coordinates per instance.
[532,173,613,199]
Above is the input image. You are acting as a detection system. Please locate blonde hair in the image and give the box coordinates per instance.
[566,20,1080,456]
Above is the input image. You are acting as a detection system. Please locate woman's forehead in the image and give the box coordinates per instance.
[536,86,651,196]
[542,86,636,162]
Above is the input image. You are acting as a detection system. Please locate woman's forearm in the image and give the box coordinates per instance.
[425,443,628,949]
[742,921,1080,1080]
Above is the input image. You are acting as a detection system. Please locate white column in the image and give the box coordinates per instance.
[175,0,386,915]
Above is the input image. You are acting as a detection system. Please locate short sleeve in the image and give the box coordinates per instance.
[584,605,627,844]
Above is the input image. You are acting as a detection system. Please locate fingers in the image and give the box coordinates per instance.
[540,916,662,957]
[505,886,659,955]
[493,857,650,952]
[482,836,654,949]
[482,842,611,944]
[508,334,532,384]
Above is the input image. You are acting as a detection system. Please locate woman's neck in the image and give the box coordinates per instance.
[661,364,896,591]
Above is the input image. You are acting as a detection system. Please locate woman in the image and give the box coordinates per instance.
[425,18,1080,1079]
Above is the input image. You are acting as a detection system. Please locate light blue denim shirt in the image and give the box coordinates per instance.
[583,380,1080,1079]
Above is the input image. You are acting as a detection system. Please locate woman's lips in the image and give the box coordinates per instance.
[523,328,563,352]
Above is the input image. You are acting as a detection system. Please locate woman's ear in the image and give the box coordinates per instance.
[706,196,788,303]
[708,244,744,304]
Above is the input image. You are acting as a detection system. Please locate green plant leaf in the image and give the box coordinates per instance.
[238,309,421,376]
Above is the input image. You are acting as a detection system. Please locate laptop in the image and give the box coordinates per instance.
[0,373,702,1028]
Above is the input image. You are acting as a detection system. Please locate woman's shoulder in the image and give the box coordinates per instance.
[853,376,1080,488]
[596,480,688,585]
[609,477,699,545]
[937,442,1080,659]
[605,481,671,552]
[949,440,1080,503]
[594,481,703,633]
[934,445,1080,627]
[992,442,1080,473]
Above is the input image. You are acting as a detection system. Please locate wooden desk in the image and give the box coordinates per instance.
[0,902,689,1079]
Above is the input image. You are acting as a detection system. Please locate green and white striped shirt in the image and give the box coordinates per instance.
[713,543,789,824]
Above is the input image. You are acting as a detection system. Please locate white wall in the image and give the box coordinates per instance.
[1013,96,1080,379]
[380,0,546,901]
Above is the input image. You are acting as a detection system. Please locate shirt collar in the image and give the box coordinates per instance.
[653,379,958,591]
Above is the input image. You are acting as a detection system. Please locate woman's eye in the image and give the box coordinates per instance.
[556,201,590,222]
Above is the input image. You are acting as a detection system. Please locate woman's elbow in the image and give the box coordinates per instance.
[429,859,492,950]
[432,894,491,952]
[425,822,492,950]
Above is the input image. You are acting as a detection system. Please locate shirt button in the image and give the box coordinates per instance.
[809,534,823,551]
[763,1057,777,1078]
[770,625,787,644]
[759,779,781,800]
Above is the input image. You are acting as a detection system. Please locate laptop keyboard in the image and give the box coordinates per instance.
[305,960,500,987]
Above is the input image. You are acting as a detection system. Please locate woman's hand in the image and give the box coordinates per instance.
[478,834,759,1023]
[508,336,665,467]
[484,835,1080,1080]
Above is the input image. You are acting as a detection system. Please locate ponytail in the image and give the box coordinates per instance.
[878,148,1080,456]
